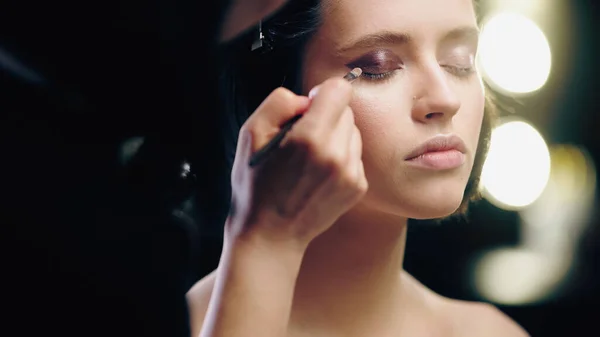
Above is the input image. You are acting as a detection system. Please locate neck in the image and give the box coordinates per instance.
[290,204,411,335]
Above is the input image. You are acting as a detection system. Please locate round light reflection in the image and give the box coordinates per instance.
[481,119,551,209]
[473,248,569,305]
[478,12,552,94]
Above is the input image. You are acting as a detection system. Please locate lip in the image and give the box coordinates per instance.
[405,134,467,170]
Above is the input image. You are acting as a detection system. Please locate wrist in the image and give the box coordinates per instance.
[218,227,307,295]
[204,217,307,337]
[224,213,311,256]
[224,226,308,267]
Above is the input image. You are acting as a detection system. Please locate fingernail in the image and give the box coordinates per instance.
[308,85,320,99]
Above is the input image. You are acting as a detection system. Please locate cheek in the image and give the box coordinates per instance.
[351,96,386,137]
[352,90,397,138]
[457,87,486,157]
[350,82,410,131]
[470,87,486,135]
[349,87,413,167]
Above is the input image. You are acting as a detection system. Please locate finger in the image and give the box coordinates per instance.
[303,78,353,128]
[325,107,355,165]
[351,129,367,193]
[282,106,353,172]
[348,126,363,169]
[245,87,311,149]
[356,159,368,194]
[341,126,367,202]
[339,108,356,146]
[312,125,363,208]
[270,148,331,224]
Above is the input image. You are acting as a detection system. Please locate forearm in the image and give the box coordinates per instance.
[200,233,306,337]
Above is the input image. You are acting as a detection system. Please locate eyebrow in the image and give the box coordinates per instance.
[336,26,480,54]
[442,26,480,43]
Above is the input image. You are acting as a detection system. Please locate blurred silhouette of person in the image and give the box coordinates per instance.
[1,0,287,336]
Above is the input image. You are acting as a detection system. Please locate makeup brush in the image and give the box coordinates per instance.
[248,67,362,167]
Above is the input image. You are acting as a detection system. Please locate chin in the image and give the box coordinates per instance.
[366,179,468,220]
[402,198,463,219]
[405,202,462,220]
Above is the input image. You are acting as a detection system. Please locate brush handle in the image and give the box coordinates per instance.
[247,68,361,167]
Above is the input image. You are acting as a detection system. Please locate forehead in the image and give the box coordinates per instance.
[320,0,478,45]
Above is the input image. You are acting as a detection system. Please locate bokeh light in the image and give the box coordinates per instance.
[478,12,552,94]
[480,119,551,210]
[120,136,145,165]
[473,248,570,305]
[474,145,596,306]
[520,145,596,252]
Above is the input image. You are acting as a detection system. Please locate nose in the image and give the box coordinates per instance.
[411,63,461,123]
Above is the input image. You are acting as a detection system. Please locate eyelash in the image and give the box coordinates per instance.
[442,65,475,78]
[360,65,475,82]
[360,70,399,81]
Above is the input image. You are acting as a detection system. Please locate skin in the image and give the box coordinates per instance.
[303,0,484,219]
[189,0,530,336]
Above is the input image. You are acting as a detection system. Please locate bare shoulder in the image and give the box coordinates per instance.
[186,270,218,337]
[443,299,530,337]
[400,272,529,337]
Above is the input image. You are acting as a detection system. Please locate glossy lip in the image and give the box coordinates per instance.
[404,134,467,160]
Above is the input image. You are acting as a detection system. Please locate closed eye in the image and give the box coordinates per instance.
[360,69,400,81]
[442,65,475,78]
[346,48,403,83]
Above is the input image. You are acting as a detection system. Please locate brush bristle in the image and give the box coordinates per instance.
[351,67,362,77]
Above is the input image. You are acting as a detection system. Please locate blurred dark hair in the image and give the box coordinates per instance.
[214,0,494,228]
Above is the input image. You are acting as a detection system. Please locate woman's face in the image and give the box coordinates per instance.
[303,0,484,219]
